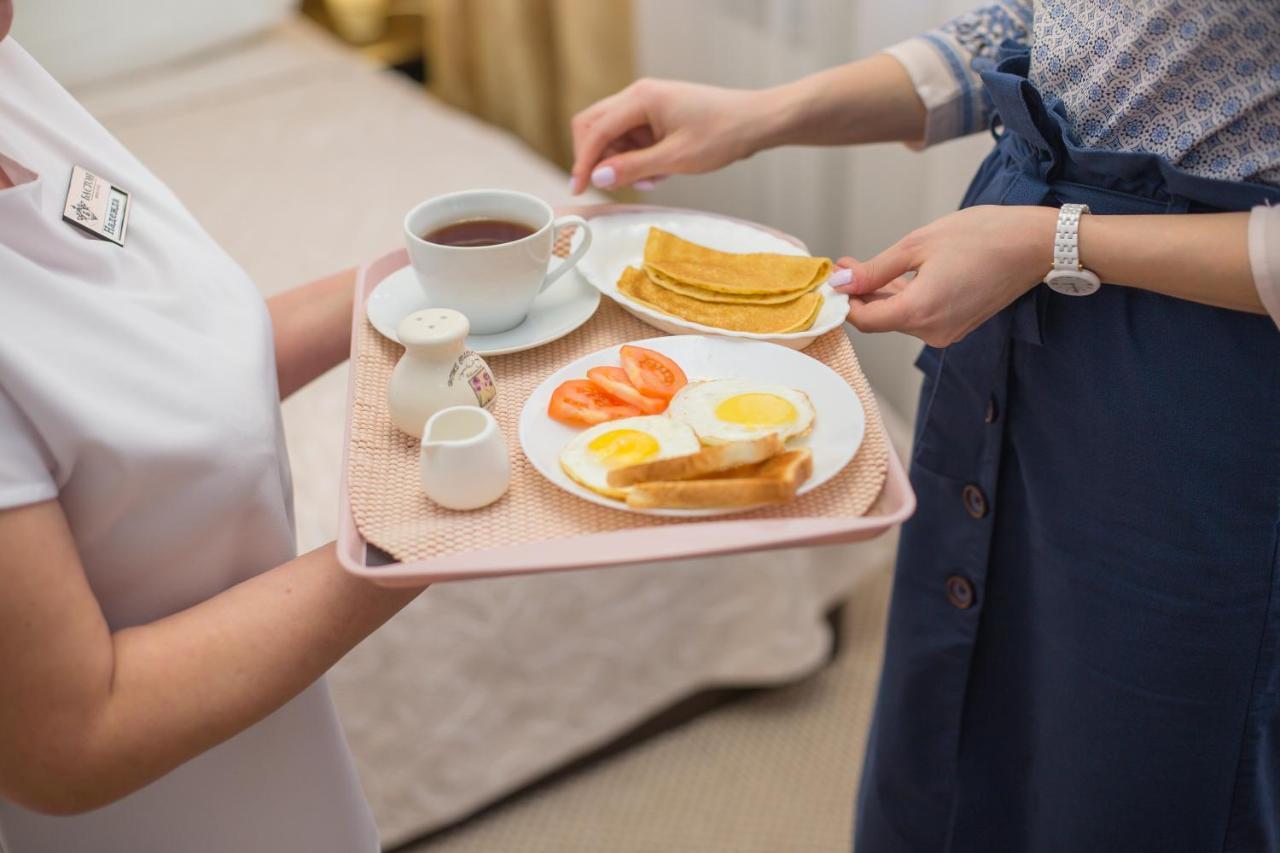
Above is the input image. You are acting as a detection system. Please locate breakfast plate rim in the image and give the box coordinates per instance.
[575,211,850,344]
[518,334,866,518]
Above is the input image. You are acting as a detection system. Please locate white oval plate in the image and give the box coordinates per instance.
[366,249,600,356]
[519,335,865,517]
[575,211,848,351]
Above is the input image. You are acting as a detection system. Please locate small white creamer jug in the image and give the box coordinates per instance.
[387,308,497,438]
[419,406,510,510]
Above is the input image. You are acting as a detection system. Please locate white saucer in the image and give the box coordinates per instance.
[367,255,601,356]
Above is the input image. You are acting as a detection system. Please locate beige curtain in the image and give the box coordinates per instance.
[424,0,634,168]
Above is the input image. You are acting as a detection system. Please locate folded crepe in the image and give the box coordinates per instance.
[645,267,815,304]
[643,227,831,298]
[617,266,821,333]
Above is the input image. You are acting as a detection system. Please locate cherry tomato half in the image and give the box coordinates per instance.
[548,379,641,427]
[620,345,687,400]
[585,366,667,414]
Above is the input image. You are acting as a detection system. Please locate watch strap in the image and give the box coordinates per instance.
[1052,203,1090,272]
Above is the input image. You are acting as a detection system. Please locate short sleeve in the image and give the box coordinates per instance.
[0,385,58,509]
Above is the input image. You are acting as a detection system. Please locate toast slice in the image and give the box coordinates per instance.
[606,433,785,488]
[625,448,813,510]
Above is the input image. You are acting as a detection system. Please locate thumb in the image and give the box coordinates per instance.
[839,239,918,296]
[598,137,683,188]
[846,292,914,335]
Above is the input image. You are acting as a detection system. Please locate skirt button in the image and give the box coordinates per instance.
[962,484,988,519]
[946,575,976,609]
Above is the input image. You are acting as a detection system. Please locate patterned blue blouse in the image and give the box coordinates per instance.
[894,1,1280,186]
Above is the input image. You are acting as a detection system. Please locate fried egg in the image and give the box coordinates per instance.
[667,379,815,445]
[560,416,701,499]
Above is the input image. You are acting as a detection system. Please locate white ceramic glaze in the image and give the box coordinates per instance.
[403,189,594,335]
[365,248,599,355]
[420,406,511,510]
[387,309,497,438]
[575,211,849,351]
[519,335,866,517]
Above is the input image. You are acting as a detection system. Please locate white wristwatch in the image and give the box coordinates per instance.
[1043,203,1101,296]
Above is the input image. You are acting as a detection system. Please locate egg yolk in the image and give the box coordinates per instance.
[714,393,796,428]
[588,429,661,468]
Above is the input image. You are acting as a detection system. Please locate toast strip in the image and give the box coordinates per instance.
[607,434,784,488]
[625,449,813,510]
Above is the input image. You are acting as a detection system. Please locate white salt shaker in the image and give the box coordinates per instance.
[387,309,497,438]
[419,406,510,510]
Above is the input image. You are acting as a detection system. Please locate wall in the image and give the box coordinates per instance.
[632,0,992,420]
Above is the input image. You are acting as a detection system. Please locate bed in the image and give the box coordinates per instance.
[34,15,909,846]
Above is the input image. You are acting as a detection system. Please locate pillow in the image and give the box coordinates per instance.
[11,0,299,87]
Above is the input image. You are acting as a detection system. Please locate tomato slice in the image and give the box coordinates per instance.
[586,366,667,414]
[548,379,641,427]
[620,345,687,400]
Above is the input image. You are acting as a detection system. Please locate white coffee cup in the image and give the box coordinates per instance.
[403,189,593,335]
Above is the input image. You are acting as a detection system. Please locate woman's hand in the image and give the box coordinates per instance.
[836,205,1057,347]
[568,79,774,194]
[837,205,1267,342]
[567,56,929,195]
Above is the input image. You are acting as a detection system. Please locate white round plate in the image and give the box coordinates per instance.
[519,335,865,517]
[575,211,849,351]
[366,252,600,356]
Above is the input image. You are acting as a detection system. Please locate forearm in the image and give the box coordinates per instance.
[1077,211,1262,314]
[267,268,356,398]
[749,53,926,154]
[841,204,1267,347]
[62,545,419,812]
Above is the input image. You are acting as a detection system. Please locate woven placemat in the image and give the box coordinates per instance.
[348,232,889,565]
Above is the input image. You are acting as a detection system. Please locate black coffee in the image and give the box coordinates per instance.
[422,218,536,247]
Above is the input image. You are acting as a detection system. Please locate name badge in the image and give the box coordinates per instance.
[63,165,131,246]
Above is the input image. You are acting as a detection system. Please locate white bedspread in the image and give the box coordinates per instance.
[69,18,905,844]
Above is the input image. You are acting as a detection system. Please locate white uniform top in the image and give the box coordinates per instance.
[0,39,377,853]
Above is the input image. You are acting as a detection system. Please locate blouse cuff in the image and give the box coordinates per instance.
[883,35,982,149]
[1249,205,1280,331]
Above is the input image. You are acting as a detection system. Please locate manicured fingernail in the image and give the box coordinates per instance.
[634,179,657,191]
[568,176,578,194]
[591,165,616,188]
[828,267,854,287]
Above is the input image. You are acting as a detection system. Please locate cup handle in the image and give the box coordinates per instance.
[539,215,593,293]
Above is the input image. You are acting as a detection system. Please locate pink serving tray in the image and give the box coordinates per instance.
[337,204,916,586]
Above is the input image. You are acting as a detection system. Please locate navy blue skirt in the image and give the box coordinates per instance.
[855,47,1280,853]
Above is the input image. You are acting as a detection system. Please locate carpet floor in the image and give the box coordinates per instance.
[399,558,894,853]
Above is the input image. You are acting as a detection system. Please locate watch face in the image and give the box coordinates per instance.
[1045,269,1101,296]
